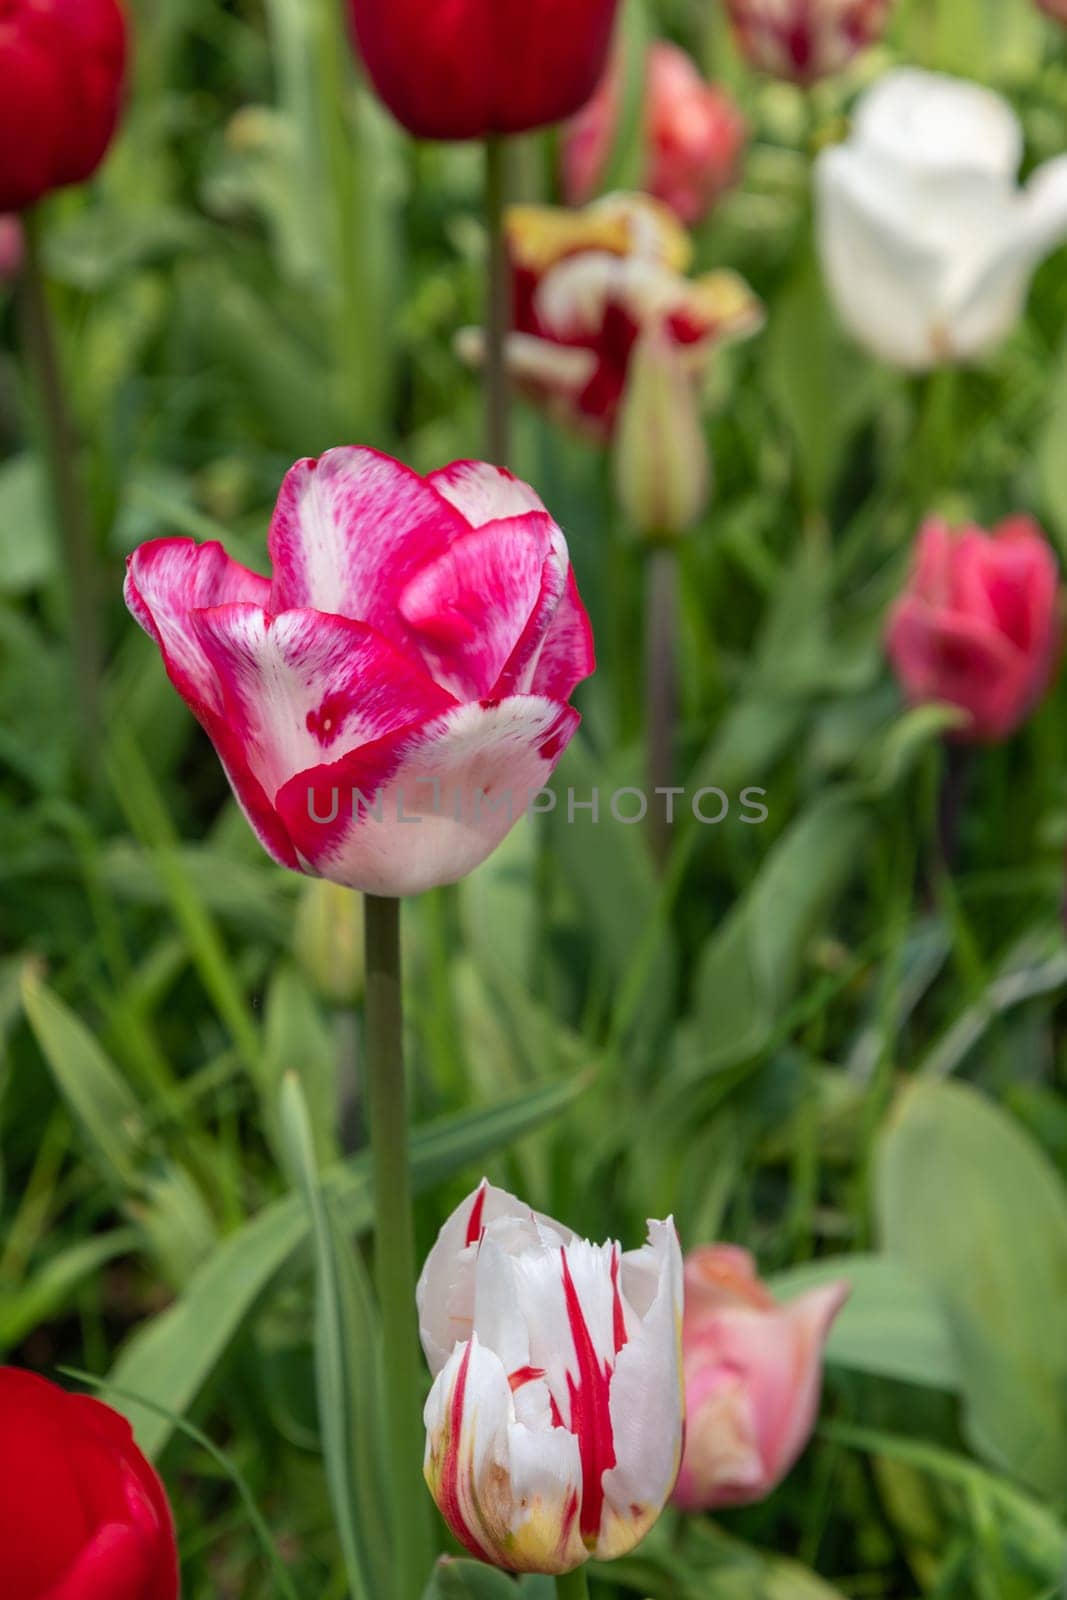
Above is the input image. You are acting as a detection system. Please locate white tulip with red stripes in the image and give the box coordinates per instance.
[417,1182,685,1575]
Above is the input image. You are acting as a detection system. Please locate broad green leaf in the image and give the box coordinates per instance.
[109,1072,592,1457]
[20,970,146,1188]
[279,1076,373,1600]
[263,964,338,1167]
[0,456,54,594]
[420,1561,517,1600]
[876,1080,1067,1498]
[771,1254,958,1392]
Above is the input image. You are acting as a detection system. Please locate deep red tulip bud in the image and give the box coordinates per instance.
[0,0,128,213]
[347,0,621,141]
[0,1367,179,1599]
[725,0,894,85]
[886,516,1061,744]
[564,43,746,226]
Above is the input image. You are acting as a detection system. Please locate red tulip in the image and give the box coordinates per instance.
[462,194,761,437]
[126,450,594,897]
[725,0,894,85]
[347,0,621,141]
[886,516,1061,743]
[0,0,128,214]
[672,1247,849,1511]
[1037,0,1067,21]
[0,1367,178,1599]
[563,43,746,227]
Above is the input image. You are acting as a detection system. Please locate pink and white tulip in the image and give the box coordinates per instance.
[563,42,746,227]
[673,1246,849,1511]
[418,1182,684,1574]
[886,516,1061,744]
[125,450,594,897]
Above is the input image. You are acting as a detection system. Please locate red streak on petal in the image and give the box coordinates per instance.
[465,1183,488,1248]
[509,1365,546,1393]
[549,1392,566,1429]
[439,1344,494,1565]
[561,1488,581,1552]
[610,1245,627,1357]
[561,1251,617,1545]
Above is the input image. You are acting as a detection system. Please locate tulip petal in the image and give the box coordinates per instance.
[887,598,1026,740]
[190,603,455,800]
[418,1180,574,1375]
[267,446,470,643]
[756,1281,851,1482]
[428,460,548,525]
[854,67,1023,179]
[398,513,569,699]
[815,146,951,369]
[275,696,580,898]
[45,1524,153,1600]
[599,1220,685,1557]
[124,538,271,720]
[424,1336,586,1575]
[124,540,301,869]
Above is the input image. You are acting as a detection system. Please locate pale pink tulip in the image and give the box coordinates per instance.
[673,1246,849,1511]
[886,516,1061,744]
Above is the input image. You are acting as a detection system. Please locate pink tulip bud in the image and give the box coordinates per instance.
[886,516,1061,744]
[1037,0,1067,22]
[725,0,895,85]
[0,217,24,284]
[672,1246,849,1512]
[563,42,746,227]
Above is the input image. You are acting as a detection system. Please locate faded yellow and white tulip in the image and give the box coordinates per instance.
[615,323,711,540]
[419,1182,685,1574]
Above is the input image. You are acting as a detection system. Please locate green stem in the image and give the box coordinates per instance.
[363,893,434,1600]
[485,134,511,466]
[645,543,678,871]
[19,208,102,760]
[557,1568,591,1600]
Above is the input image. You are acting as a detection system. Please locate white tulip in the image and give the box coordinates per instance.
[815,68,1067,370]
[417,1181,685,1574]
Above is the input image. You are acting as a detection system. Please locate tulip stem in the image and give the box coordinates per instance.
[363,892,434,1600]
[19,208,102,763]
[485,134,511,466]
[557,1569,591,1599]
[645,543,679,871]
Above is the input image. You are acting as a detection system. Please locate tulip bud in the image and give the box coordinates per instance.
[673,1246,849,1512]
[347,0,621,141]
[563,43,746,227]
[1037,0,1067,21]
[0,218,24,286]
[615,324,711,541]
[294,879,365,1006]
[418,1182,685,1574]
[0,0,128,214]
[0,1367,179,1599]
[886,515,1061,743]
[726,0,894,84]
